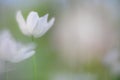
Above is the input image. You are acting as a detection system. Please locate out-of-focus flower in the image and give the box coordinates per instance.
[16,10,55,38]
[0,30,36,63]
[103,49,120,75]
[103,49,119,66]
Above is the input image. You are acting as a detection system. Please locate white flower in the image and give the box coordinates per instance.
[16,10,55,38]
[103,49,120,75]
[0,30,36,63]
[103,49,119,66]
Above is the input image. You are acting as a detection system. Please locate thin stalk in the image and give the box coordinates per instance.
[32,55,38,80]
[31,37,38,80]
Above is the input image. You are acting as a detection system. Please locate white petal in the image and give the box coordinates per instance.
[32,16,55,38]
[0,30,36,63]
[10,43,36,63]
[48,17,55,28]
[10,50,35,63]
[45,17,55,31]
[0,30,18,61]
[26,11,39,33]
[39,14,49,24]
[16,11,30,36]
[30,14,49,37]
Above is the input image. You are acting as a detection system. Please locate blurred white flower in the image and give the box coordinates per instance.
[16,10,55,38]
[0,30,36,63]
[103,49,119,66]
[103,49,120,75]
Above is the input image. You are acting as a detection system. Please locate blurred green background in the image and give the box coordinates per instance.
[0,0,120,80]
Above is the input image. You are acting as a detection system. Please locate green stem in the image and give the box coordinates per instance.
[31,37,38,80]
[32,55,38,80]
